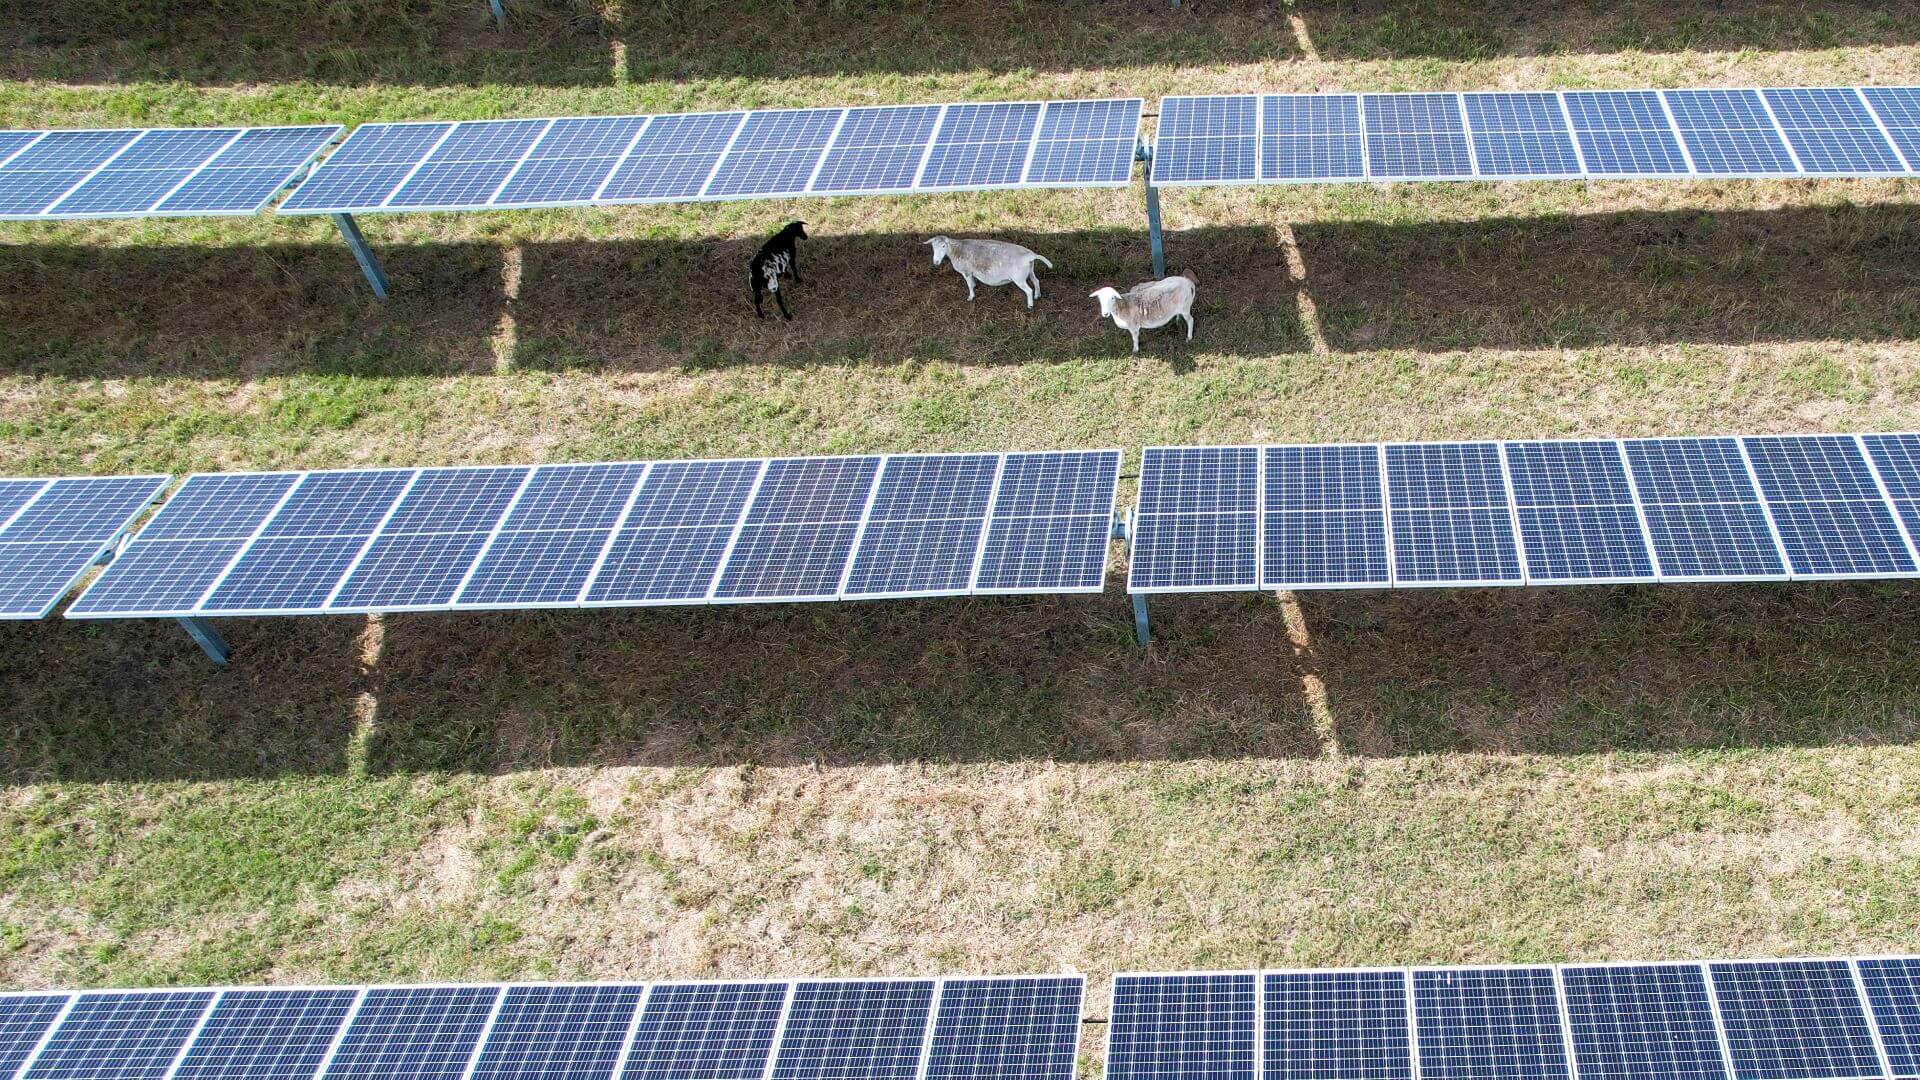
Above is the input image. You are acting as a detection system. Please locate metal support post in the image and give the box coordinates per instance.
[490,0,508,26]
[1138,141,1167,279]
[177,618,231,665]
[331,213,390,299]
[1132,594,1152,646]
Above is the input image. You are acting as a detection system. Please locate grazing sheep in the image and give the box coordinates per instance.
[926,236,1053,308]
[1089,271,1198,352]
[749,221,807,320]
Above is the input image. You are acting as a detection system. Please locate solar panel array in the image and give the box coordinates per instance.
[1110,957,1920,1080]
[1128,434,1920,594]
[0,475,169,619]
[1152,87,1920,185]
[0,126,340,219]
[63,450,1120,619]
[276,99,1142,214]
[0,977,1083,1080]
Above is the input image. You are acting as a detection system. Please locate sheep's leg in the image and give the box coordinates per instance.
[965,274,976,301]
[750,275,765,318]
[1016,278,1034,308]
[773,283,791,321]
[1184,312,1193,340]
[1130,327,1140,352]
[788,249,801,284]
[1029,267,1041,299]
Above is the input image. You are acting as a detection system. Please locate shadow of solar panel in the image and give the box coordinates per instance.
[1412,968,1569,1080]
[767,981,934,1080]
[1707,961,1883,1080]
[24,992,216,1080]
[1107,974,1257,1080]
[925,977,1083,1080]
[173,989,358,1080]
[1262,971,1410,1080]
[1560,965,1727,1080]
[469,985,645,1080]
[619,983,787,1080]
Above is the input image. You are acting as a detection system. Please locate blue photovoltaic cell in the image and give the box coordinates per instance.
[0,130,140,217]
[924,978,1082,1080]
[843,454,998,597]
[1856,958,1920,1077]
[24,991,216,1080]
[157,124,340,214]
[494,115,649,206]
[0,475,167,544]
[704,109,843,198]
[1263,94,1364,182]
[1861,433,1920,541]
[1128,447,1258,592]
[1560,965,1728,1080]
[172,989,358,1080]
[1761,89,1904,174]
[1664,90,1799,175]
[1504,441,1654,581]
[1741,435,1915,577]
[389,119,551,208]
[1026,100,1140,185]
[1385,443,1521,583]
[320,987,499,1080]
[136,473,300,540]
[1622,438,1787,579]
[1263,444,1389,589]
[46,129,240,216]
[278,123,454,212]
[583,459,761,605]
[0,132,43,165]
[1364,94,1473,179]
[1412,968,1570,1080]
[326,466,529,611]
[713,457,880,601]
[454,462,649,607]
[200,469,414,613]
[974,450,1118,592]
[0,995,69,1080]
[1152,97,1258,185]
[468,985,645,1080]
[600,113,744,202]
[767,981,934,1080]
[1107,974,1257,1080]
[620,983,788,1080]
[1464,93,1581,177]
[1707,961,1883,1080]
[1861,88,1920,171]
[1262,971,1411,1080]
[918,103,1041,190]
[1563,91,1690,175]
[812,105,941,193]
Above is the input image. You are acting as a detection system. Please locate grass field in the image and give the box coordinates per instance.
[5,0,1920,1008]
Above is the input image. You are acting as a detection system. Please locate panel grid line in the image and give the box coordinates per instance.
[909,105,951,188]
[155,992,226,1080]
[1556,94,1592,174]
[8,995,79,1080]
[1731,439,1796,579]
[754,986,798,1080]
[1611,439,1667,582]
[1698,965,1744,1080]
[908,982,946,1080]
[1550,969,1583,1080]
[144,129,248,216]
[452,986,513,1080]
[1751,91,1809,173]
[0,131,50,172]
[573,462,654,603]
[447,467,542,605]
[1016,110,1046,184]
[1652,93,1700,174]
[696,117,755,199]
[588,116,658,202]
[37,131,149,217]
[377,124,460,208]
[832,455,893,598]
[1455,95,1484,177]
[963,455,1010,592]
[1376,445,1396,587]
[188,473,309,613]
[704,460,774,601]
[1853,89,1914,171]
[1849,961,1901,1080]
[0,480,54,535]
[1495,443,1533,584]
[318,470,425,609]
[802,110,853,194]
[1253,443,1268,591]
[1851,435,1920,567]
[1404,970,1423,1080]
[485,118,560,206]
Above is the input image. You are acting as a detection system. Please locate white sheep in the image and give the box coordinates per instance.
[925,236,1053,308]
[1089,271,1197,352]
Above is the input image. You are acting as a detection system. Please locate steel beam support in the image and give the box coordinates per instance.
[331,213,390,299]
[177,618,231,665]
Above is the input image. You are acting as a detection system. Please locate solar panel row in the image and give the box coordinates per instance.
[0,977,1083,1080]
[1128,434,1920,593]
[0,475,169,619]
[1152,87,1920,185]
[1109,957,1920,1080]
[276,100,1143,215]
[0,127,341,219]
[63,451,1121,619]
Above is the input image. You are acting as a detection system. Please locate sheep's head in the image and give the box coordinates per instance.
[1089,286,1120,317]
[782,221,808,240]
[925,236,950,266]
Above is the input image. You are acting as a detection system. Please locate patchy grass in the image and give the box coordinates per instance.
[4,0,1920,1006]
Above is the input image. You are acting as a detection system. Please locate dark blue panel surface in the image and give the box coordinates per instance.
[1742,435,1916,577]
[1464,93,1581,176]
[1857,958,1920,1078]
[1106,974,1256,1080]
[468,985,644,1080]
[924,978,1082,1080]
[173,989,358,1080]
[620,983,788,1080]
[1560,964,1727,1080]
[1411,968,1569,1080]
[320,987,499,1080]
[1664,90,1799,174]
[1623,438,1788,579]
[1563,91,1690,175]
[0,995,69,1080]
[1762,89,1904,174]
[24,991,215,1080]
[1262,971,1410,1080]
[1708,961,1883,1080]
[1364,94,1473,178]
[767,981,934,1080]
[1130,447,1258,592]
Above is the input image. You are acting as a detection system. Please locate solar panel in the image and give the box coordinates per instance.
[1364,94,1474,179]
[327,466,530,612]
[765,980,934,1080]
[1263,444,1389,589]
[23,991,216,1080]
[453,462,650,608]
[0,475,169,619]
[1707,961,1883,1080]
[924,977,1083,1080]
[494,115,650,208]
[1023,99,1142,186]
[1464,93,1582,178]
[600,113,744,203]
[388,119,553,210]
[1127,447,1259,592]
[173,989,359,1080]
[0,126,336,219]
[811,105,942,195]
[582,459,763,606]
[1151,97,1259,186]
[917,103,1042,191]
[1855,958,1920,1077]
[1384,443,1524,585]
[318,986,499,1080]
[468,985,645,1080]
[1860,88,1920,172]
[1263,970,1411,1080]
[1410,967,1570,1080]
[1559,964,1729,1080]
[1263,95,1365,183]
[619,983,788,1080]
[200,469,415,615]
[972,450,1121,593]
[1761,89,1905,175]
[0,995,70,1080]
[1504,441,1656,582]
[842,454,999,599]
[277,123,455,213]
[1663,90,1800,175]
[1106,973,1257,1080]
[1740,435,1917,578]
[705,109,844,199]
[1563,91,1691,176]
[710,456,882,602]
[1622,438,1788,581]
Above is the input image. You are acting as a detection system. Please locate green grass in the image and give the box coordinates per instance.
[5,0,1920,1000]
